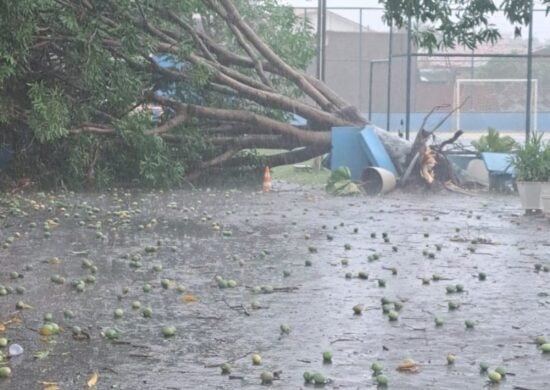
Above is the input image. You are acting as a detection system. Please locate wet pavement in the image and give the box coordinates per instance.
[0,183,549,389]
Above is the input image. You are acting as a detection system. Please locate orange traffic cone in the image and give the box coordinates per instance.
[262,166,272,192]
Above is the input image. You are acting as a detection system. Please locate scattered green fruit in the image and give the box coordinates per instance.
[221,363,231,375]
[376,374,388,386]
[161,325,176,338]
[0,367,11,378]
[260,371,273,384]
[447,353,456,364]
[322,351,333,363]
[388,310,399,321]
[371,361,383,374]
[488,371,501,383]
[252,353,262,365]
[142,307,153,318]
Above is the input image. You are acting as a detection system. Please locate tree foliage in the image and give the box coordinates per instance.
[0,0,547,188]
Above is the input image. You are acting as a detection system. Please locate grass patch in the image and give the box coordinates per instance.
[254,149,330,188]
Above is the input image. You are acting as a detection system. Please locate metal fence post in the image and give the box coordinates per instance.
[405,15,412,140]
[525,0,534,140]
[386,24,393,132]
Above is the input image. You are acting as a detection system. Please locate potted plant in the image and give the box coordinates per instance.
[512,133,549,212]
[541,144,550,214]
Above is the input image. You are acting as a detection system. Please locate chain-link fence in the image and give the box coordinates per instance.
[294,6,550,137]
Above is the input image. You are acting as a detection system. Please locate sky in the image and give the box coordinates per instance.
[280,0,550,42]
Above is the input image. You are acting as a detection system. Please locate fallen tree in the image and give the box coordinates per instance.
[0,0,544,188]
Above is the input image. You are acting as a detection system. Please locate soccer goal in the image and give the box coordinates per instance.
[454,78,538,131]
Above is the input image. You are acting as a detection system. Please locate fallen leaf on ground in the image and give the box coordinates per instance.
[182,295,198,303]
[39,382,60,390]
[397,358,419,373]
[34,350,50,359]
[86,372,98,388]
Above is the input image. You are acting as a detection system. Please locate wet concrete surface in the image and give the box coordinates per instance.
[0,183,549,389]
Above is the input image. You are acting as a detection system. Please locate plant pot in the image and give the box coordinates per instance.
[516,181,542,210]
[361,167,397,195]
[542,195,550,215]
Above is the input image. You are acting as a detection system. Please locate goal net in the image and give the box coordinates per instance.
[454,78,538,131]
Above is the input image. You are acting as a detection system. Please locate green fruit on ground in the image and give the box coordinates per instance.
[39,324,57,336]
[303,372,312,383]
[371,361,383,373]
[495,366,506,376]
[353,304,363,315]
[131,301,141,309]
[85,275,96,284]
[312,372,326,385]
[252,286,262,294]
[142,284,152,293]
[260,371,274,384]
[358,272,368,280]
[280,324,290,334]
[161,279,170,289]
[15,286,25,294]
[465,320,475,328]
[227,280,237,288]
[162,325,176,338]
[448,301,460,310]
[455,284,464,292]
[104,328,118,340]
[252,353,262,365]
[388,310,399,321]
[479,362,489,371]
[0,338,7,347]
[220,363,231,374]
[447,353,456,364]
[43,313,53,322]
[446,285,457,294]
[488,371,501,383]
[114,309,124,319]
[142,308,153,318]
[382,304,393,314]
[0,367,11,378]
[323,351,333,363]
[541,343,550,353]
[251,300,262,310]
[535,336,547,345]
[376,374,388,386]
[63,309,75,318]
[71,326,82,335]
